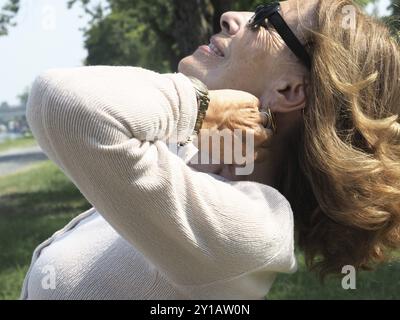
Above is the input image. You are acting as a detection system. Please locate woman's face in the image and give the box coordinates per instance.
[178,0,318,100]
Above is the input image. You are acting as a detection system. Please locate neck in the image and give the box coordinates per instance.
[189,112,298,187]
[218,136,286,188]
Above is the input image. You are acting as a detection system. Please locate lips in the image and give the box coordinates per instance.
[196,36,226,58]
[208,37,225,57]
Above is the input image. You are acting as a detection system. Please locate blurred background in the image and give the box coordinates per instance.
[0,0,399,300]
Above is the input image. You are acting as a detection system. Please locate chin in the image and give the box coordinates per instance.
[178,55,224,90]
[177,57,188,74]
[178,56,199,76]
[178,55,210,83]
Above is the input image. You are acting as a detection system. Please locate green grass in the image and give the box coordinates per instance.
[0,135,37,153]
[267,251,400,299]
[0,160,399,300]
[0,161,91,300]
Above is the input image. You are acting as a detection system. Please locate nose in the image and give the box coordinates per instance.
[220,11,243,36]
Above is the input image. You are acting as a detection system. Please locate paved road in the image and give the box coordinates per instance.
[0,146,48,177]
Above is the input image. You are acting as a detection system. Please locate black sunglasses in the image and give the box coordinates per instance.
[247,2,312,69]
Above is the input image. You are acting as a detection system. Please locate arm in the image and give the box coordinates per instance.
[26,66,296,287]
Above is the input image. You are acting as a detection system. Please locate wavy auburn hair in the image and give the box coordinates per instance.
[278,0,400,279]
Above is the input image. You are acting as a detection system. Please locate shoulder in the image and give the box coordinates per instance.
[228,179,297,273]
[228,179,294,226]
[203,173,294,233]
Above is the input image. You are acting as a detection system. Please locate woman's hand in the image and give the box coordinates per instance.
[196,89,272,165]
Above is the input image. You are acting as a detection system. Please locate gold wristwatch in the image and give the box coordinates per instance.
[188,76,210,136]
[179,77,210,146]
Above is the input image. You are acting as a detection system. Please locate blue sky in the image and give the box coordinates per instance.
[0,0,393,105]
[0,0,91,105]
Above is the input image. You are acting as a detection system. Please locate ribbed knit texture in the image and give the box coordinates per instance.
[21,66,297,300]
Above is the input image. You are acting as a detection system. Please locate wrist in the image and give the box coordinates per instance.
[188,76,210,135]
[200,90,219,130]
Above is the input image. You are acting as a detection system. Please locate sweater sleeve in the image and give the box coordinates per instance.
[26,66,297,287]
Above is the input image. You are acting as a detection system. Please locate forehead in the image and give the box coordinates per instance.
[279,0,319,40]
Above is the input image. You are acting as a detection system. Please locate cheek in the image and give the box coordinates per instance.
[222,46,269,92]
[213,64,260,94]
[230,31,273,73]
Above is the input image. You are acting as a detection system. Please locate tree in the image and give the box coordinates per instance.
[0,0,388,71]
[390,0,400,29]
[391,0,400,15]
[66,0,384,71]
[68,0,265,71]
[17,86,30,107]
[0,101,10,110]
[0,0,19,36]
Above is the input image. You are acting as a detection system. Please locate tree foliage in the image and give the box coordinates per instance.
[0,0,394,71]
[67,0,267,71]
[17,86,30,106]
[389,0,400,28]
[0,0,19,36]
[391,0,400,14]
[66,0,383,71]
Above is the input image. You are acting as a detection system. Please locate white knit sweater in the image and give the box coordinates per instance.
[21,66,297,300]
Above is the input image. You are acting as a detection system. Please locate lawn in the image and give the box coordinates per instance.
[0,135,37,153]
[268,251,400,299]
[0,160,399,300]
[0,161,91,300]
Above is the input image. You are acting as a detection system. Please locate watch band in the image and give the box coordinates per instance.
[188,76,210,136]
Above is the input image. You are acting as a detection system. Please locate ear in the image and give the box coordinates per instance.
[262,75,307,114]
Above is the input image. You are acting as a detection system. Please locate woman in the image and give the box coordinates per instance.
[21,0,400,300]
